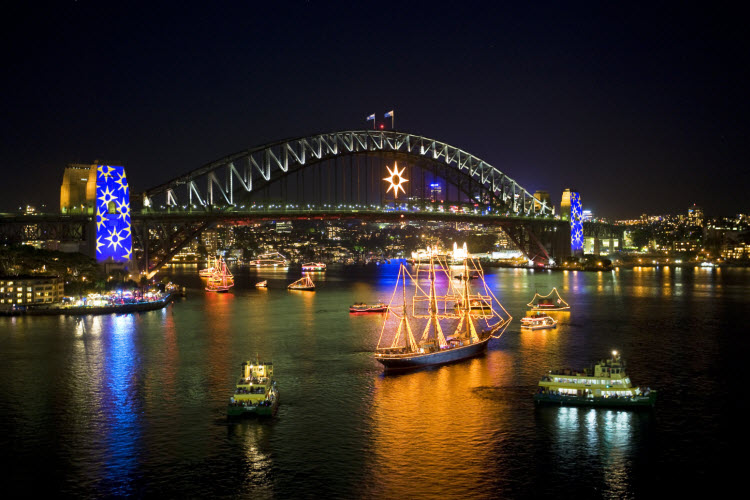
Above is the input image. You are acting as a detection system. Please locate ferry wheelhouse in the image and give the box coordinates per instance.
[534,351,656,408]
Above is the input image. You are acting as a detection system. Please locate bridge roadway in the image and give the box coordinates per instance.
[1,208,623,279]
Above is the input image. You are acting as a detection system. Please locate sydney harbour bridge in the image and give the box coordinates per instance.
[0,130,622,277]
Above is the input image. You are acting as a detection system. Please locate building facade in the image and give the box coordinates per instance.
[0,275,65,307]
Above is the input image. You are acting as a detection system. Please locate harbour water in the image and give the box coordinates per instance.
[1,263,746,497]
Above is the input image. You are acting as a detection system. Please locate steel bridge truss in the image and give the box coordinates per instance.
[137,130,553,217]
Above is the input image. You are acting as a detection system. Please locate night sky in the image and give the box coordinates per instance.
[2,1,747,219]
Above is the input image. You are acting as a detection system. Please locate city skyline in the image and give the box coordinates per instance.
[2,2,747,218]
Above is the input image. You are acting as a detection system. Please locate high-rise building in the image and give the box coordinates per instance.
[533,190,551,213]
[688,204,704,227]
[430,183,442,202]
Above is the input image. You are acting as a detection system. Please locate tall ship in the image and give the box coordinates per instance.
[534,350,656,408]
[374,250,512,371]
[227,359,279,418]
[248,251,288,268]
[205,256,234,292]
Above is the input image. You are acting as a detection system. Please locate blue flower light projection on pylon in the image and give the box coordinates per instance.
[95,165,132,263]
[570,191,584,253]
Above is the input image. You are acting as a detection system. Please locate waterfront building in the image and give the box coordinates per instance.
[0,275,65,306]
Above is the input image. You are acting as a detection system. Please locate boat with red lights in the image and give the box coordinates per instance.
[302,262,326,271]
[374,251,512,371]
[205,257,234,292]
[527,288,570,311]
[349,302,388,313]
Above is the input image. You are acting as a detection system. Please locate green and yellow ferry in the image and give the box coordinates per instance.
[227,359,279,418]
[534,350,656,408]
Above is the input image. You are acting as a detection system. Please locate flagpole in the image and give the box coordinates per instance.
[391,111,395,129]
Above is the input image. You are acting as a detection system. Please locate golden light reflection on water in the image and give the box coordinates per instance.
[368,353,514,498]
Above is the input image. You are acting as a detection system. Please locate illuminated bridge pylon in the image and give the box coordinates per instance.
[136,130,554,217]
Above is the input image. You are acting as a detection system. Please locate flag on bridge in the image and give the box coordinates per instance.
[366,114,375,121]
[384,110,394,128]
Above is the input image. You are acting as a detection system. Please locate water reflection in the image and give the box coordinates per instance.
[368,356,509,498]
[101,314,141,495]
[535,406,651,496]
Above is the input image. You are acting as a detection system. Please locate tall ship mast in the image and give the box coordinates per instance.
[374,249,512,371]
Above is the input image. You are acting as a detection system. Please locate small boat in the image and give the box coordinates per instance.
[288,276,315,291]
[255,280,268,288]
[520,312,557,330]
[534,350,656,408]
[227,358,279,418]
[205,257,234,292]
[349,302,388,313]
[199,255,217,277]
[527,288,570,311]
[453,273,480,280]
[302,262,326,271]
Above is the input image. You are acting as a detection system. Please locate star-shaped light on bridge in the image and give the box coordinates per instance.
[383,162,408,198]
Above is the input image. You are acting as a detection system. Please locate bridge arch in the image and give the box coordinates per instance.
[137,130,553,217]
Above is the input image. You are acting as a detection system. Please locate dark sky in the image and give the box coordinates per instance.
[2,1,747,219]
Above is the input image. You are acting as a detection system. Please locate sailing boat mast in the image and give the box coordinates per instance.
[458,257,479,342]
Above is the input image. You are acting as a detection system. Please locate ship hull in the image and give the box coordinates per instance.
[533,392,657,408]
[375,337,491,371]
[227,398,279,418]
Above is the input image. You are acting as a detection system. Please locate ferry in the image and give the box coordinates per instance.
[227,359,279,418]
[302,262,326,271]
[288,276,315,291]
[248,252,288,268]
[520,312,557,330]
[534,351,656,408]
[349,302,388,313]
